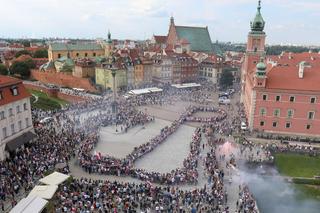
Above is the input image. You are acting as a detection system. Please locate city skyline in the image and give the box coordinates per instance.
[1,0,320,45]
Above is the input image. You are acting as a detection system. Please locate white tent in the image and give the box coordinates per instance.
[171,83,201,89]
[148,87,163,93]
[10,195,48,213]
[128,87,163,95]
[29,185,58,200]
[39,171,70,186]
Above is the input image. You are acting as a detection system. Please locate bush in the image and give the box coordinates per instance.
[0,64,8,75]
[292,178,320,185]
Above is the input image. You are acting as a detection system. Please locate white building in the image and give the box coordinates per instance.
[0,76,34,160]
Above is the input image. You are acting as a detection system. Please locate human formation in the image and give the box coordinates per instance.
[0,86,278,212]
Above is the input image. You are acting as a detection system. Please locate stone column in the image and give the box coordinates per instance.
[111,68,117,114]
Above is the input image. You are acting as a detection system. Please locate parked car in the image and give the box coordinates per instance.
[219,98,231,105]
[241,122,247,130]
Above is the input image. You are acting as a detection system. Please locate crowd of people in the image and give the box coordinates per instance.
[237,185,259,213]
[78,104,229,185]
[0,82,293,212]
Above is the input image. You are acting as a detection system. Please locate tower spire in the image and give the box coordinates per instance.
[107,29,112,44]
[250,0,265,32]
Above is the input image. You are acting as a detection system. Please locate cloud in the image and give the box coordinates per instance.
[0,0,319,45]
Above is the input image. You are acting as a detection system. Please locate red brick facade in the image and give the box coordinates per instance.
[241,8,320,137]
[30,70,97,92]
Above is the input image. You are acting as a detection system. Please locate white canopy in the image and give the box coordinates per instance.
[39,171,70,186]
[128,87,163,95]
[10,195,48,213]
[148,87,163,93]
[171,83,201,89]
[29,185,58,200]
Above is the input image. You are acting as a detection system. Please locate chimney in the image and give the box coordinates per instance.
[299,61,305,79]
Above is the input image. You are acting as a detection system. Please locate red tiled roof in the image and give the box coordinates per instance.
[265,52,320,91]
[154,35,167,44]
[0,75,31,106]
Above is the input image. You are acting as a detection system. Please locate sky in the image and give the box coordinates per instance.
[0,0,319,45]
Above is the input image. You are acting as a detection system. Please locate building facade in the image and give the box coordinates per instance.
[95,65,127,91]
[0,76,34,160]
[199,55,225,84]
[48,43,105,61]
[241,1,320,137]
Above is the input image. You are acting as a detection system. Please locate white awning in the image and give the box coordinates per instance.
[39,171,70,186]
[148,87,163,93]
[29,185,58,200]
[171,83,201,89]
[128,87,163,95]
[10,195,48,213]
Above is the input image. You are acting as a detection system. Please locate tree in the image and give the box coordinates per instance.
[220,70,234,89]
[33,49,48,58]
[10,61,31,79]
[22,40,30,47]
[24,59,36,69]
[0,64,8,75]
[15,50,31,58]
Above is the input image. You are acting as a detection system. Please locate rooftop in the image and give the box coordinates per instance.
[50,43,103,51]
[175,25,213,53]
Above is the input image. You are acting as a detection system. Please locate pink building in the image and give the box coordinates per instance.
[241,1,320,137]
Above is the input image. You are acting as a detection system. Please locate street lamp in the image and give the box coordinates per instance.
[111,67,118,114]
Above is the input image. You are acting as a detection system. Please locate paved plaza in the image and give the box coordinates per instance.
[94,118,172,158]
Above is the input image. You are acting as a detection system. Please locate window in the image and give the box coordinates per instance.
[16,105,21,113]
[262,94,267,101]
[310,97,316,104]
[18,121,22,131]
[25,118,30,127]
[11,87,18,96]
[308,111,315,120]
[287,109,294,118]
[276,95,281,101]
[76,53,79,57]
[285,122,291,128]
[10,124,15,134]
[23,103,27,110]
[260,108,267,116]
[273,109,280,117]
[2,127,7,138]
[0,91,2,100]
[289,96,295,102]
[0,111,5,120]
[272,122,278,127]
[260,121,265,126]
[9,108,13,116]
[306,124,311,130]
[93,52,96,57]
[58,53,61,58]
[85,53,88,57]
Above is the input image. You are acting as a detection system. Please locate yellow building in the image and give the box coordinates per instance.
[48,31,114,61]
[48,43,105,61]
[95,66,127,91]
[134,62,144,87]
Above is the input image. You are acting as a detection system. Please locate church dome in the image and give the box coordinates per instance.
[256,60,266,71]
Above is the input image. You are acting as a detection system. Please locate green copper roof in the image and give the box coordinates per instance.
[175,26,213,53]
[250,0,265,32]
[50,43,103,51]
[256,57,266,77]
